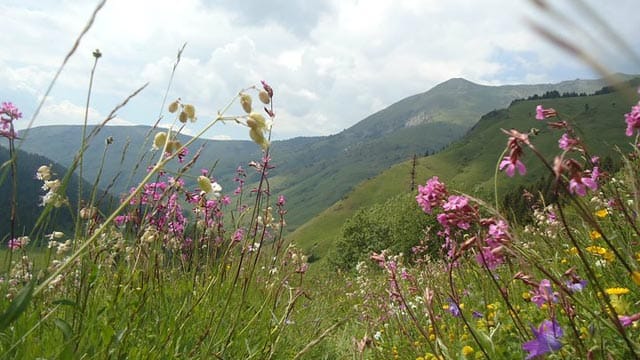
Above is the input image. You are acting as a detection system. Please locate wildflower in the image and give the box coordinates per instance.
[461,345,474,357]
[558,133,579,151]
[535,105,557,120]
[605,287,630,296]
[499,155,526,176]
[530,279,558,308]
[446,298,462,317]
[595,209,608,218]
[36,165,52,180]
[0,102,22,139]
[277,194,286,206]
[619,313,640,327]
[416,176,447,214]
[569,167,599,197]
[522,319,563,359]
[499,132,527,177]
[589,230,601,240]
[624,101,640,136]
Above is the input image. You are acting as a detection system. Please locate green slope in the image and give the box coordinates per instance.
[15,77,631,232]
[291,84,639,265]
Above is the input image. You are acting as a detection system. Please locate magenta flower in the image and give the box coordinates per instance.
[535,105,557,120]
[625,102,640,136]
[277,195,286,206]
[416,176,447,214]
[499,157,526,177]
[522,319,563,359]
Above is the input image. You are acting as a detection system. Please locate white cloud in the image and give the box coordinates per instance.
[2,0,638,142]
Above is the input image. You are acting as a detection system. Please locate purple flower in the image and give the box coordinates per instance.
[565,279,587,293]
[522,319,563,359]
[447,298,461,317]
[499,157,526,177]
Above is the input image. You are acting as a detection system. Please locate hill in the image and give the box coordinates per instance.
[10,76,631,232]
[290,81,640,265]
[0,146,107,240]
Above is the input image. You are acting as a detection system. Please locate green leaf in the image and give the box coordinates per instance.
[55,318,74,360]
[0,281,34,332]
[52,299,78,307]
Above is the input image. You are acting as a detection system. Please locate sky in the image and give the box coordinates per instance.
[1,0,639,141]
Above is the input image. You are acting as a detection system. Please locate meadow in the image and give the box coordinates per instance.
[2,7,640,360]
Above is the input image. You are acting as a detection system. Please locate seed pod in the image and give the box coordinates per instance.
[179,111,188,123]
[248,112,266,130]
[249,128,269,150]
[168,100,180,113]
[258,90,271,105]
[240,93,252,113]
[153,132,168,149]
[198,175,213,194]
[183,104,196,121]
[166,140,181,154]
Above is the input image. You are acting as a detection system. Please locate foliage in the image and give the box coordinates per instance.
[333,193,437,270]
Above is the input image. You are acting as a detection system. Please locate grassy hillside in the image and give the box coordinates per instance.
[292,84,639,265]
[13,77,630,233]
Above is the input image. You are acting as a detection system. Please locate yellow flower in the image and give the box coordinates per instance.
[605,287,630,296]
[589,230,602,240]
[595,209,609,218]
[462,345,475,357]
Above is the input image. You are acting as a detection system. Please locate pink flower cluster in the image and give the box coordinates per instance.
[0,102,22,139]
[416,176,511,269]
[625,99,640,137]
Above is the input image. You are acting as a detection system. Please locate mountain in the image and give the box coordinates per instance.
[9,76,633,231]
[290,80,639,265]
[0,146,108,240]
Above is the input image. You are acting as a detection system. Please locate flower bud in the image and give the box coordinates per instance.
[153,132,168,150]
[168,100,180,113]
[258,90,271,105]
[240,93,252,113]
[179,111,188,123]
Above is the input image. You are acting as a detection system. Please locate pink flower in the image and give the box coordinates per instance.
[499,157,526,177]
[277,195,286,206]
[7,238,22,250]
[625,102,640,136]
[558,133,578,151]
[535,105,557,120]
[530,279,558,308]
[568,167,599,197]
[416,176,447,214]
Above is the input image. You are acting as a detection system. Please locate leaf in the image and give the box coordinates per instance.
[0,281,34,331]
[55,318,74,360]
